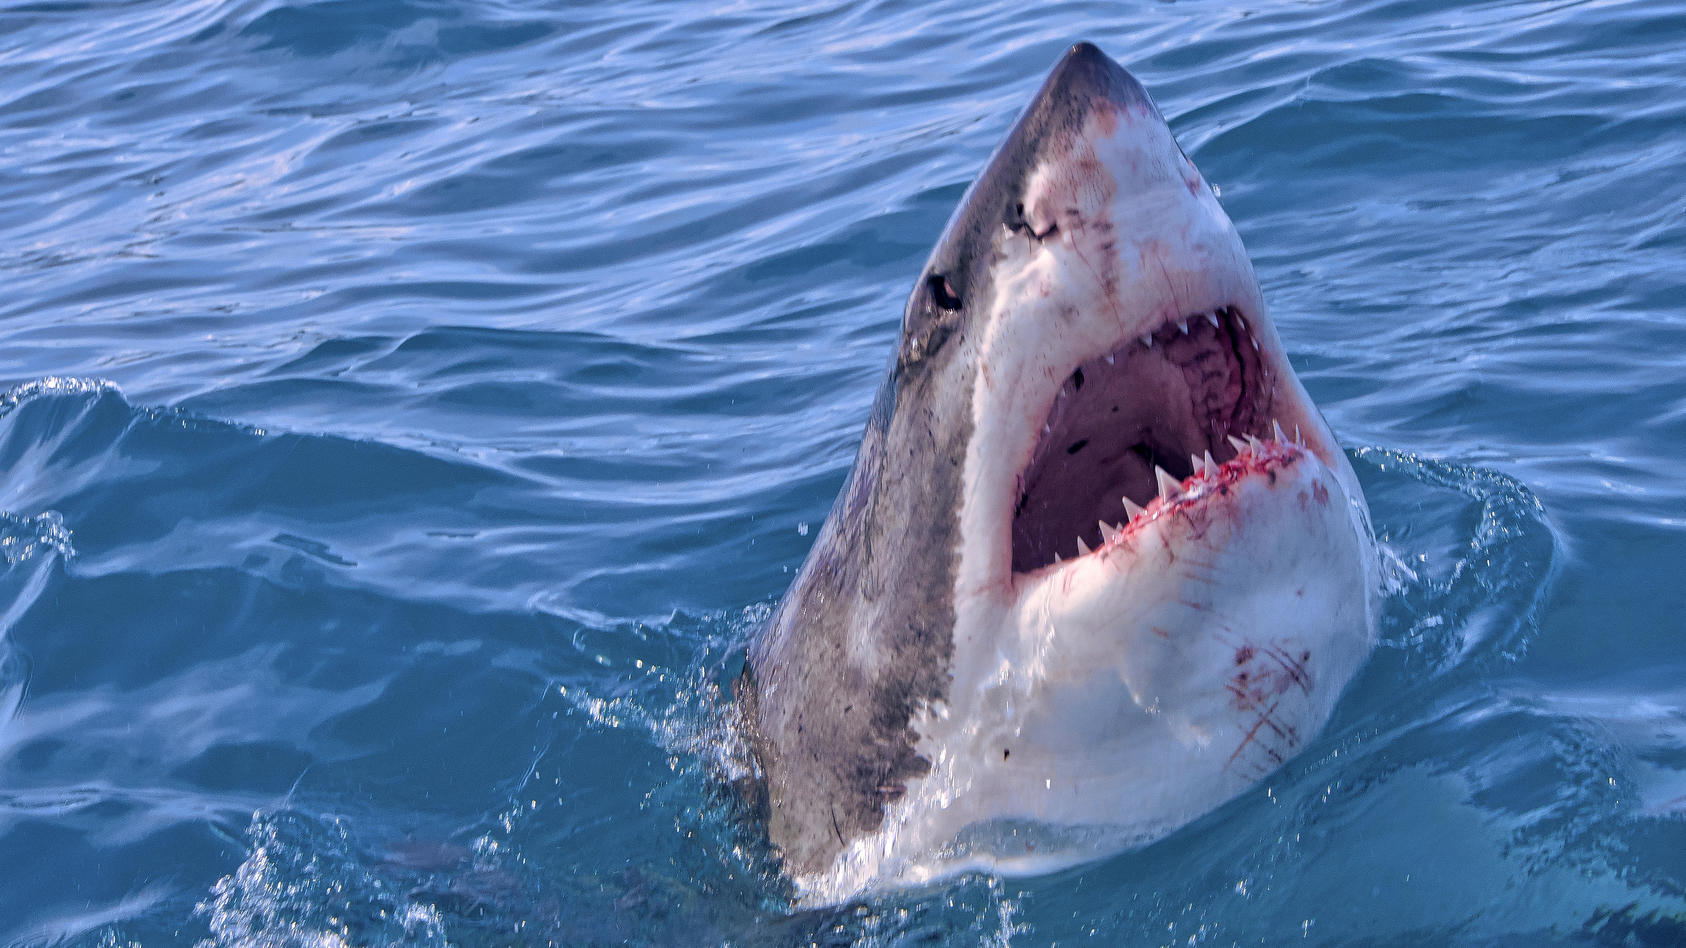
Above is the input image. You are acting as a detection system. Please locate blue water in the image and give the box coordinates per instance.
[1,0,1682,943]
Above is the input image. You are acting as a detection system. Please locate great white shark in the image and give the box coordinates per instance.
[735,42,1380,902]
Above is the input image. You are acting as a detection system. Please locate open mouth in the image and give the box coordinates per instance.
[1011,306,1286,573]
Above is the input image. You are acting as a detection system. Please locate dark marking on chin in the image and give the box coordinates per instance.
[1066,438,1089,455]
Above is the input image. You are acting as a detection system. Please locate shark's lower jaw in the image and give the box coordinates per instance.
[1012,305,1282,573]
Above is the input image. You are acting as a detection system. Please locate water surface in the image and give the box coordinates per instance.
[1,0,1683,944]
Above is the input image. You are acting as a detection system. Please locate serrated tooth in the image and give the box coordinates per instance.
[1294,424,1303,446]
[1245,434,1263,451]
[1122,497,1146,521]
[1273,419,1286,443]
[1226,435,1247,455]
[1140,334,1153,348]
[1099,520,1119,542]
[1053,552,1062,563]
[1190,453,1203,474]
[1155,466,1182,500]
[1236,314,1246,329]
[1076,536,1091,556]
[1251,337,1260,350]
[1104,353,1115,365]
[1203,450,1217,476]
[1205,312,1220,329]
[1177,319,1189,334]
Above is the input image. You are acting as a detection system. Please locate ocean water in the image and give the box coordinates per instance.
[0,0,1682,943]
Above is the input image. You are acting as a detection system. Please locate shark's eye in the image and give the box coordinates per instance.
[928,274,962,311]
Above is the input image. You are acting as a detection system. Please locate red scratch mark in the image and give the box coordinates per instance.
[1181,554,1219,573]
[1067,233,1124,328]
[1228,697,1287,766]
[1225,680,1251,711]
[1261,643,1313,694]
[1151,625,1171,639]
[1151,253,1180,316]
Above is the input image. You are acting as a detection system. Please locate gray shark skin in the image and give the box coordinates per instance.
[736,43,1379,902]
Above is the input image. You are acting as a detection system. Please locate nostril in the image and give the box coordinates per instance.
[1005,202,1029,234]
[1005,201,1059,242]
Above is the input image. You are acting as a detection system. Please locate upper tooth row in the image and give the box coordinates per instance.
[1137,311,1234,348]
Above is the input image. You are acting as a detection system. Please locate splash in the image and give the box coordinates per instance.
[194,812,451,948]
[1354,446,1555,672]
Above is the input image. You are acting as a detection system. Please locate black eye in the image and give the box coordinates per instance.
[927,273,962,311]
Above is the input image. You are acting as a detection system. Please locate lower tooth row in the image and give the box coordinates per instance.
[1064,420,1306,559]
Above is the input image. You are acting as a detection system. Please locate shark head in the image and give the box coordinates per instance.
[740,43,1379,902]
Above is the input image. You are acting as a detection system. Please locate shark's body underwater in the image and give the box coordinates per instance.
[735,43,1379,901]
